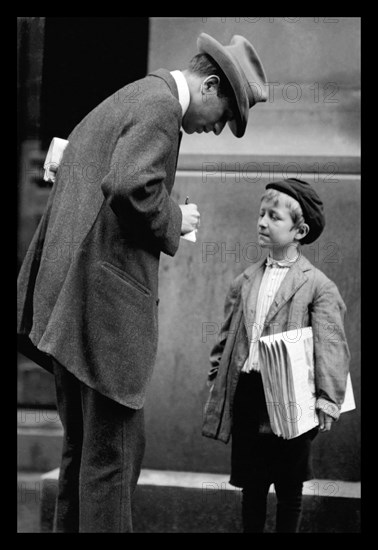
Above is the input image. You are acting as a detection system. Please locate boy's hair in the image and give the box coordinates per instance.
[261,188,305,231]
[188,53,237,108]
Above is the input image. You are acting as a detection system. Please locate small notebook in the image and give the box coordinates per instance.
[181,230,197,243]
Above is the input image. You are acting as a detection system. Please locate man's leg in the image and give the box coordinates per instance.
[241,479,272,533]
[78,382,145,533]
[274,479,304,533]
[53,360,84,533]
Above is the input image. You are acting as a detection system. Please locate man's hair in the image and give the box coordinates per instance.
[188,53,236,107]
[261,189,306,230]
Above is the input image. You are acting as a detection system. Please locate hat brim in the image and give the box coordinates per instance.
[197,33,249,137]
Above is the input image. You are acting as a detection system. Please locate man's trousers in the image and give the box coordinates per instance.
[52,359,145,533]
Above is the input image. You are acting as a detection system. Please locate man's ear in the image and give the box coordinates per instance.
[295,223,310,241]
[201,75,220,96]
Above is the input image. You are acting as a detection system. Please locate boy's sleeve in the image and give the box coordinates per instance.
[312,280,351,420]
[208,275,242,382]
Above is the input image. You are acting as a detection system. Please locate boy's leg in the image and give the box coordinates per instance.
[53,360,84,533]
[231,373,273,533]
[242,479,271,532]
[274,479,303,533]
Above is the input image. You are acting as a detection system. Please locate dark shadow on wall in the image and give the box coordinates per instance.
[40,17,149,146]
[17,17,150,268]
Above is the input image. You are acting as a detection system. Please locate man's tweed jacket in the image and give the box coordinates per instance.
[17,69,183,409]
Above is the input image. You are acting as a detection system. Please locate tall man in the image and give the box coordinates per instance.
[17,33,267,532]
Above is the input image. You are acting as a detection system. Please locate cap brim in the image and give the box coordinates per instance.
[197,33,248,138]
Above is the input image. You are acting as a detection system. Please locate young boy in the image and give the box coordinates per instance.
[202,178,350,533]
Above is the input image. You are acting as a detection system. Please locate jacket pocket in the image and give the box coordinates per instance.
[101,261,151,297]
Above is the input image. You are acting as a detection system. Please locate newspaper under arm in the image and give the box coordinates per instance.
[43,137,69,183]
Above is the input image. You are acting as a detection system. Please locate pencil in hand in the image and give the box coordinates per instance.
[181,195,197,242]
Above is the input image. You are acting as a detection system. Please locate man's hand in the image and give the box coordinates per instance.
[317,410,334,433]
[179,203,200,235]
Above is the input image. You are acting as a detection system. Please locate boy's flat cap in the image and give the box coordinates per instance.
[266,178,325,244]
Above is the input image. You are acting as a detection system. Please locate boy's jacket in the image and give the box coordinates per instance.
[202,254,350,443]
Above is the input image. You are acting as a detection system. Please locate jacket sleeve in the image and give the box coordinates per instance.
[100,97,182,257]
[208,275,243,382]
[312,279,351,420]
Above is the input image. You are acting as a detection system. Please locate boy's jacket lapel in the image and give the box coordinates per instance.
[264,260,309,325]
[241,260,265,335]
[241,255,312,331]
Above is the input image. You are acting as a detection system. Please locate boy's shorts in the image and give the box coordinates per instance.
[230,371,318,488]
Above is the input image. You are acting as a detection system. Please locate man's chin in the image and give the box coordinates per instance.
[182,126,195,135]
[182,122,201,135]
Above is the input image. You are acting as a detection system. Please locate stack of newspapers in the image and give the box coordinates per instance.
[258,327,355,440]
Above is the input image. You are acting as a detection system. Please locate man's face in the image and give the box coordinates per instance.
[257,193,301,251]
[182,76,235,135]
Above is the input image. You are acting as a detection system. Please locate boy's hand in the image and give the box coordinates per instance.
[317,410,334,432]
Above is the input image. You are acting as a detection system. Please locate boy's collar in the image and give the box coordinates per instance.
[242,252,312,281]
[266,251,299,268]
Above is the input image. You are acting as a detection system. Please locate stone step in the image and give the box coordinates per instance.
[33,468,360,533]
[17,408,361,532]
[18,472,44,532]
[17,409,63,472]
[17,356,56,407]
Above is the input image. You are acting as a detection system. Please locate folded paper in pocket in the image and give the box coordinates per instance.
[43,137,69,183]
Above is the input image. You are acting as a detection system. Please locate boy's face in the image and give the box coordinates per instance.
[257,193,302,251]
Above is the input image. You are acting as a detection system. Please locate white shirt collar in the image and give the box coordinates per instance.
[266,251,299,268]
[170,70,190,118]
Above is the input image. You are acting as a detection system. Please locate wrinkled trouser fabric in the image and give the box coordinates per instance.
[52,359,145,533]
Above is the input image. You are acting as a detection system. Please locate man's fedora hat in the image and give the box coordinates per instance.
[197,33,268,137]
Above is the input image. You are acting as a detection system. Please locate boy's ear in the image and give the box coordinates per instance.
[295,223,310,241]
